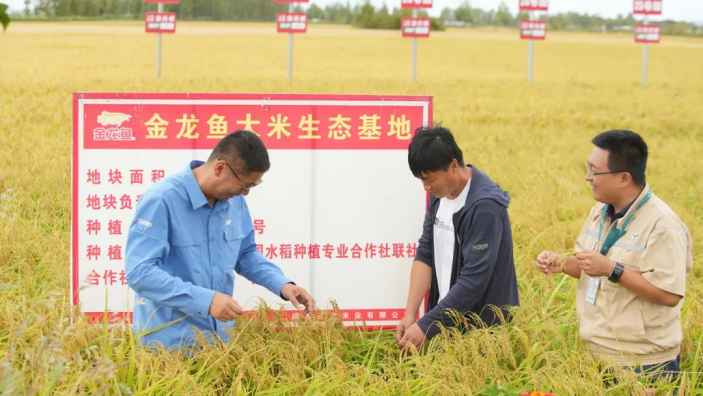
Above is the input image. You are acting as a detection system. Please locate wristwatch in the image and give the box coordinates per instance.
[608,262,625,283]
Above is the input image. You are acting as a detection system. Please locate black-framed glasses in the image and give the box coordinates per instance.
[586,163,626,177]
[219,158,262,191]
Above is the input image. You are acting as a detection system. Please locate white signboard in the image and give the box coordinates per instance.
[72,93,433,328]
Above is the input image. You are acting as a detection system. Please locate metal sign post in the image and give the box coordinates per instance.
[288,3,294,81]
[633,0,663,86]
[519,1,549,84]
[412,9,418,82]
[642,15,649,86]
[527,11,534,84]
[401,0,433,82]
[144,0,179,78]
[156,3,163,79]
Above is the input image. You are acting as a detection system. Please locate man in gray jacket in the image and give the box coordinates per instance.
[397,125,520,351]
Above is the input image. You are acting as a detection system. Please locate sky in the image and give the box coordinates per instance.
[5,0,703,23]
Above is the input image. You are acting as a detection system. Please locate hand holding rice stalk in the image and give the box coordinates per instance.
[535,250,576,274]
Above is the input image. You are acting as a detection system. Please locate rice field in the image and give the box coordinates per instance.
[0,22,702,395]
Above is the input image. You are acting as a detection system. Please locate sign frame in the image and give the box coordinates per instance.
[519,0,549,12]
[276,12,308,34]
[71,92,434,330]
[401,0,433,9]
[402,17,431,38]
[144,12,177,34]
[633,0,663,16]
[520,20,547,40]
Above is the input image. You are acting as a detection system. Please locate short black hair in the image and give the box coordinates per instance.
[408,124,465,178]
[591,130,648,186]
[209,130,271,173]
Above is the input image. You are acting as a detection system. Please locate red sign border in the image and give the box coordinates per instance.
[518,0,549,12]
[633,0,663,16]
[71,93,434,330]
[402,17,432,38]
[634,24,661,43]
[276,12,308,34]
[519,20,547,40]
[401,0,433,9]
[144,12,177,34]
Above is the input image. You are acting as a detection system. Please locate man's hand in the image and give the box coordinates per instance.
[281,283,316,315]
[576,250,615,277]
[209,292,244,322]
[396,315,416,343]
[535,251,563,275]
[398,323,427,352]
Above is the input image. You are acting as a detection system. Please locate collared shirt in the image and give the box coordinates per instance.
[125,161,291,350]
[606,199,635,224]
[574,184,693,366]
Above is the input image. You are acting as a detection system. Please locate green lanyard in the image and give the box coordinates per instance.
[597,189,652,256]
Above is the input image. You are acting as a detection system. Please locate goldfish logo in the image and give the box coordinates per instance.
[93,111,135,142]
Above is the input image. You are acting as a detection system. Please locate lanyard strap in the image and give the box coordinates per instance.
[597,189,652,256]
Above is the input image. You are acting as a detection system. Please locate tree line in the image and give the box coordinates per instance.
[13,0,702,37]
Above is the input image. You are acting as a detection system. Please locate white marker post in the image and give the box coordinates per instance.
[633,0,663,86]
[275,0,309,80]
[144,0,179,78]
[157,2,163,79]
[519,0,549,84]
[527,11,534,84]
[642,15,649,86]
[401,0,433,82]
[288,3,294,81]
[412,8,418,82]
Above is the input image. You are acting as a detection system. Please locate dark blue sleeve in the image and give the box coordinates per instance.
[417,201,503,339]
[413,196,435,268]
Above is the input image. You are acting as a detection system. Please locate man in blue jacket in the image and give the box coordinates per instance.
[126,130,315,350]
[397,125,519,351]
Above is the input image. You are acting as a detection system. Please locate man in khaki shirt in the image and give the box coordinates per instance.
[535,130,693,384]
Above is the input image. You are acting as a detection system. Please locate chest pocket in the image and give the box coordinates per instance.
[608,240,645,271]
[223,226,244,269]
[170,231,206,278]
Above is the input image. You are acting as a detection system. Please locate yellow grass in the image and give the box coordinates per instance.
[0,22,701,395]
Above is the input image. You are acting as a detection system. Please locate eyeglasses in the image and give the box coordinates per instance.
[219,159,262,191]
[586,162,626,177]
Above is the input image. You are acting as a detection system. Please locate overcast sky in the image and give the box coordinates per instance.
[6,0,703,23]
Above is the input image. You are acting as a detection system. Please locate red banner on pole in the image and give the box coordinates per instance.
[635,24,661,43]
[634,0,663,15]
[519,0,549,12]
[276,13,308,34]
[520,20,547,40]
[402,18,431,38]
[401,0,433,9]
[145,12,177,34]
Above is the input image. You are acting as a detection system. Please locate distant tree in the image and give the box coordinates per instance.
[495,1,513,26]
[0,3,10,31]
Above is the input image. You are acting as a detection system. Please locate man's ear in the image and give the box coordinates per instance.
[620,172,633,188]
[213,160,226,176]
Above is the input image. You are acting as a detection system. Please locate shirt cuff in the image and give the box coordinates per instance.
[416,315,441,340]
[272,278,294,300]
[190,287,217,319]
